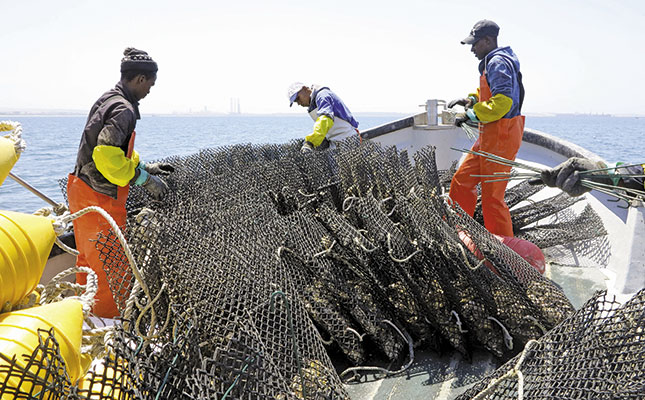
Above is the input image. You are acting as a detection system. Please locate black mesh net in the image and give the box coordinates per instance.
[0,328,70,399]
[456,289,645,399]
[5,138,636,399]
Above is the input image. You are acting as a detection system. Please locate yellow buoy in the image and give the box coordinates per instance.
[0,136,20,187]
[77,358,131,400]
[0,299,84,393]
[0,210,56,309]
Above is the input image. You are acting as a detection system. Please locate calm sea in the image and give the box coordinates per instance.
[1,114,642,213]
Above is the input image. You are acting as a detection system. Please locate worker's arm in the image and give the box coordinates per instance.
[92,106,140,187]
[468,93,513,123]
[305,115,335,147]
[468,56,515,123]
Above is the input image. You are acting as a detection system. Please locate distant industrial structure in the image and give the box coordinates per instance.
[230,98,241,114]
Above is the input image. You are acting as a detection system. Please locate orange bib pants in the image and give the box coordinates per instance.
[67,133,135,317]
[449,72,525,237]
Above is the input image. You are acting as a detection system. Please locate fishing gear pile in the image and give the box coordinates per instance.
[457,288,645,399]
[1,138,613,399]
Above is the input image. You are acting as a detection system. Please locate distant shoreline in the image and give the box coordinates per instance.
[1,112,643,118]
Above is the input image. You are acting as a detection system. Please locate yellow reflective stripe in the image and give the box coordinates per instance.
[473,93,513,123]
[92,145,140,187]
[305,115,334,147]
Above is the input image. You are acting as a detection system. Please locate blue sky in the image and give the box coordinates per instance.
[1,0,643,115]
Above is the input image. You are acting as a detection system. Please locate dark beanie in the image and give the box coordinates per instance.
[120,47,158,73]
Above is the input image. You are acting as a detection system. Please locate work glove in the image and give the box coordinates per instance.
[144,162,175,176]
[454,113,470,127]
[318,138,331,150]
[301,141,314,153]
[142,174,169,200]
[448,97,474,109]
[540,157,608,197]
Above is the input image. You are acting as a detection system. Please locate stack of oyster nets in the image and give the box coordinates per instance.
[4,137,627,399]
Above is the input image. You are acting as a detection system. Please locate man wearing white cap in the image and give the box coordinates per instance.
[287,83,360,152]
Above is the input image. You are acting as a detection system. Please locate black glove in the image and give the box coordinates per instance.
[540,157,607,197]
[318,138,331,150]
[301,141,314,153]
[142,174,169,200]
[447,98,474,109]
[145,162,175,176]
[454,113,470,127]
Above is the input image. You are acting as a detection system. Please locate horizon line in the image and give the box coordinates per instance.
[1,110,643,118]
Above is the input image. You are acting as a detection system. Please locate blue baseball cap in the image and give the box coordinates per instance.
[461,20,499,45]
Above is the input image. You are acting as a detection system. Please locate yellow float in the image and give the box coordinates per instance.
[0,210,56,310]
[0,121,23,186]
[77,357,131,400]
[0,298,84,395]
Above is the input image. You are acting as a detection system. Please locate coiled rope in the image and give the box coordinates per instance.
[0,120,26,154]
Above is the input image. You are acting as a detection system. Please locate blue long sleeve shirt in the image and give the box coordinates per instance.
[307,87,359,129]
[478,46,523,119]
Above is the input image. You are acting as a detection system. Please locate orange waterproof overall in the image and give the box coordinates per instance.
[67,132,135,318]
[449,72,525,237]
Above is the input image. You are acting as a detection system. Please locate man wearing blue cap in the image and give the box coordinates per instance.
[447,20,525,237]
[287,83,360,152]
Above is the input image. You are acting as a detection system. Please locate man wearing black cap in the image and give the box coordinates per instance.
[68,47,173,317]
[447,20,525,237]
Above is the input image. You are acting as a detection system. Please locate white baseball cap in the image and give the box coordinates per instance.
[287,82,306,107]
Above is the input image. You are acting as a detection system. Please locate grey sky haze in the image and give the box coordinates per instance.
[1,0,643,115]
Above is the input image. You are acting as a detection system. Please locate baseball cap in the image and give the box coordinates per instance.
[461,20,499,45]
[287,82,306,107]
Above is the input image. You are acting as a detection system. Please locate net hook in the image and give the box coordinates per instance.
[488,316,514,350]
[450,310,468,333]
[387,233,421,263]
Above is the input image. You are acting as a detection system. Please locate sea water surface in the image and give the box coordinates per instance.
[0,114,642,213]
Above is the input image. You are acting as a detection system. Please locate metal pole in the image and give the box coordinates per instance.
[8,172,59,208]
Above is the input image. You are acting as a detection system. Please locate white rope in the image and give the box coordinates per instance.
[456,242,486,271]
[133,282,173,340]
[51,213,80,255]
[342,196,358,212]
[312,240,336,258]
[5,285,44,312]
[0,120,26,154]
[353,236,377,253]
[297,189,317,198]
[33,203,68,217]
[55,236,79,256]
[40,266,98,315]
[451,310,468,333]
[81,325,115,360]
[345,327,366,342]
[340,320,414,381]
[53,206,158,338]
[472,340,538,400]
[123,280,142,332]
[488,316,514,350]
[386,233,421,263]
